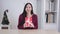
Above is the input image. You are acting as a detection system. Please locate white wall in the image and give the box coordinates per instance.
[37,0,41,29]
[0,0,37,29]
[58,0,60,32]
[0,0,3,26]
[37,0,45,29]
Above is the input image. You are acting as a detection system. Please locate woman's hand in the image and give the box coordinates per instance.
[23,22,34,28]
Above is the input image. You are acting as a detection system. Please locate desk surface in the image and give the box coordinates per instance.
[0,29,60,34]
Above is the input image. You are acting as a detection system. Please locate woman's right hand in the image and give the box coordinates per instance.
[23,22,34,28]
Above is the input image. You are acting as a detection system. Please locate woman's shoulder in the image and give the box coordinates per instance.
[33,14,37,16]
[32,14,37,17]
[19,14,24,17]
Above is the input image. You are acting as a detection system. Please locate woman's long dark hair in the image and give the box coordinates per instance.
[20,3,34,26]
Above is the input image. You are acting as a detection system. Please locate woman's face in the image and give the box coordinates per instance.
[25,4,32,13]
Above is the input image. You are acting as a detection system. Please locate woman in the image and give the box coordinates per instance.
[18,3,38,29]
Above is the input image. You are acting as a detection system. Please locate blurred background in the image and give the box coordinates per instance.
[0,0,60,32]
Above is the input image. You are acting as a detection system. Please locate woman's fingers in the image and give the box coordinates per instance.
[23,22,34,28]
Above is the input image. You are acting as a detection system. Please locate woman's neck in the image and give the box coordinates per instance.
[27,13,32,18]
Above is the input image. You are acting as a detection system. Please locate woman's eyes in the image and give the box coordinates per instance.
[26,7,31,8]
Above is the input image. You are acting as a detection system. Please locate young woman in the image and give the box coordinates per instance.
[17,3,38,29]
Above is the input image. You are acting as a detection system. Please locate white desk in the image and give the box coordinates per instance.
[0,29,60,34]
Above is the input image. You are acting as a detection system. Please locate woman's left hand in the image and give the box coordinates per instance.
[23,22,34,28]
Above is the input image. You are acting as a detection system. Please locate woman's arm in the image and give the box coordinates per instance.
[32,14,38,29]
[17,15,23,29]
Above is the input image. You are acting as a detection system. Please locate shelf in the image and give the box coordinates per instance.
[45,11,57,23]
